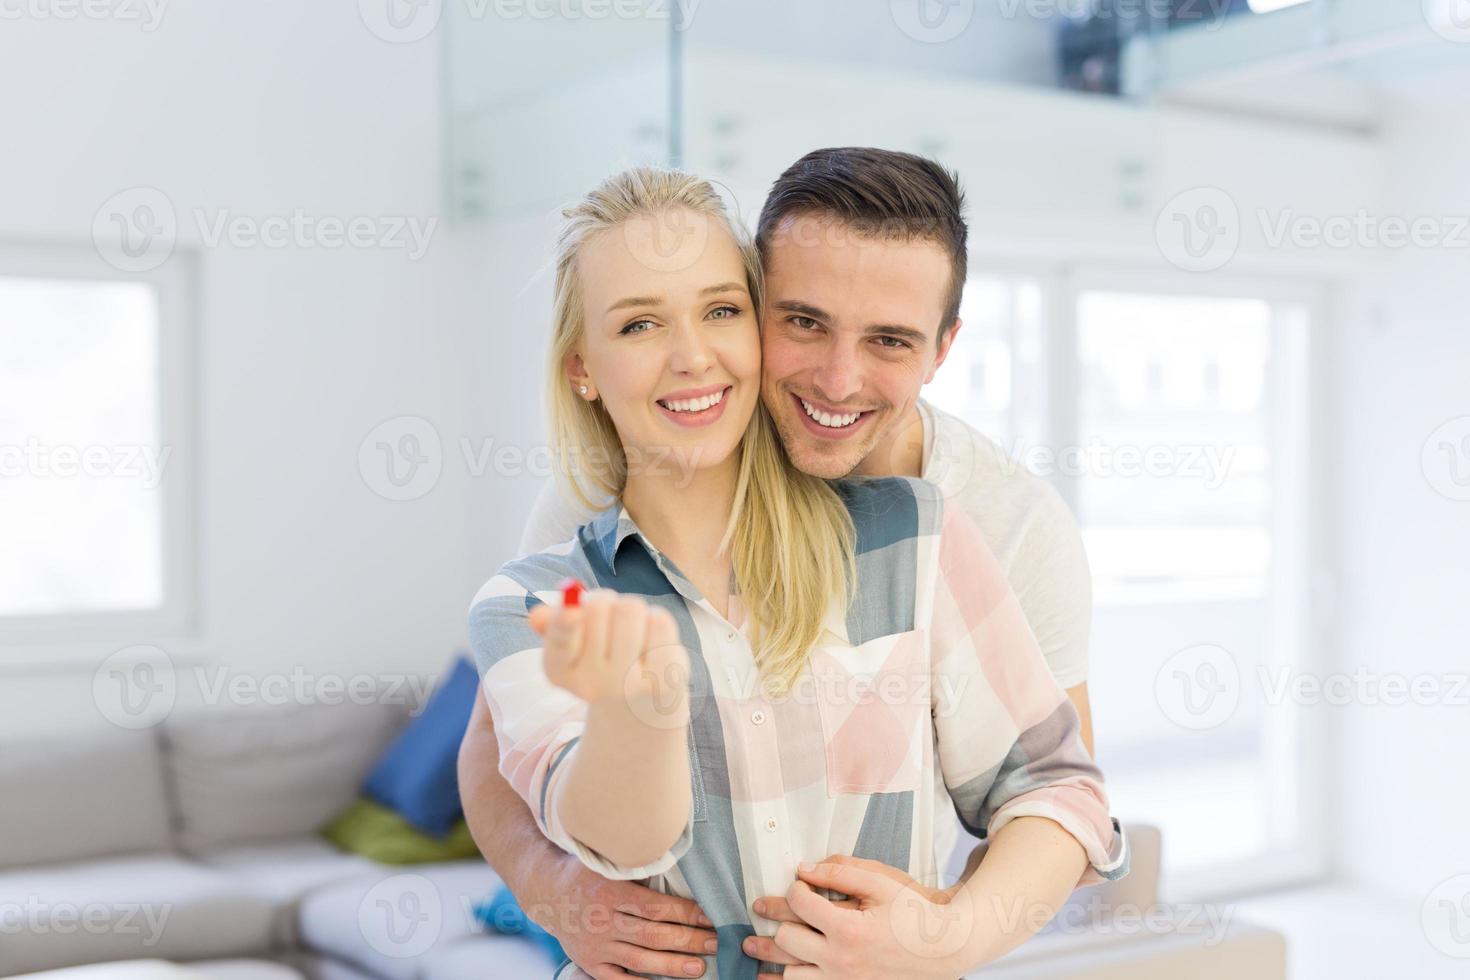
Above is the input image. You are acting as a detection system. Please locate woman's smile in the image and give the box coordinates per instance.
[656,383,733,428]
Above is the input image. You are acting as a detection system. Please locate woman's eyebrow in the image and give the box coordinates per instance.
[606,295,663,313]
[606,282,744,314]
[700,281,746,296]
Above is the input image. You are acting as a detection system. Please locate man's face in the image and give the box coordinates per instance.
[759,213,960,479]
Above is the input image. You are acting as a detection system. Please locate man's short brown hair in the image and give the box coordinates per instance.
[755,147,968,335]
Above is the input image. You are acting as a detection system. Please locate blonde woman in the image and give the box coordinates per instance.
[468,168,1127,980]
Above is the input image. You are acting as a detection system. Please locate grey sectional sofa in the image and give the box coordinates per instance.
[2,697,1284,979]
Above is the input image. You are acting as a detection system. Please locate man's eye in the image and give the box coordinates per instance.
[791,316,819,331]
[620,319,655,335]
[875,335,911,350]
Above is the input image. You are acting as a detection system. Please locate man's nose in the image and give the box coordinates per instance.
[811,344,862,404]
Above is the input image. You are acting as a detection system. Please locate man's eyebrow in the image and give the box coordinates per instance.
[606,282,745,314]
[867,324,930,345]
[772,299,832,321]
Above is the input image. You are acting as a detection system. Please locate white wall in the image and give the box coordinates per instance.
[0,3,479,707]
[1333,99,1470,904]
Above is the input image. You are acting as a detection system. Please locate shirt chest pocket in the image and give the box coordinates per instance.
[809,629,931,796]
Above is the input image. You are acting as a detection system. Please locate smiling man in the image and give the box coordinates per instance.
[459,147,1101,979]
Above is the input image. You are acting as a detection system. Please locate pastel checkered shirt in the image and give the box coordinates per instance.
[469,477,1128,980]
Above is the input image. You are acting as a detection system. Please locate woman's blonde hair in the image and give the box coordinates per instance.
[547,166,854,695]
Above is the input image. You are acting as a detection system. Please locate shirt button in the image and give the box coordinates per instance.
[751,710,766,725]
[765,818,778,832]
[726,631,736,642]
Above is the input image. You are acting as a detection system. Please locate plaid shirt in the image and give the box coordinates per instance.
[469,476,1128,980]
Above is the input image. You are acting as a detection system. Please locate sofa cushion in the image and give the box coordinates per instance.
[0,725,171,870]
[193,837,380,945]
[296,861,502,980]
[161,701,406,853]
[965,917,1287,979]
[322,799,481,866]
[363,656,479,837]
[0,853,275,975]
[417,935,567,980]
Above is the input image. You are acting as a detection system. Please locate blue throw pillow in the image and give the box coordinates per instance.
[474,885,568,967]
[363,654,480,837]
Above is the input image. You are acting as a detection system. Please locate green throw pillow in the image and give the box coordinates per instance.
[322,798,482,864]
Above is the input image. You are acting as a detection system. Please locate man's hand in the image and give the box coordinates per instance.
[745,858,975,980]
[522,853,718,979]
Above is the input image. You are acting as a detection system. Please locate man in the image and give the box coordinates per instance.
[459,147,1100,979]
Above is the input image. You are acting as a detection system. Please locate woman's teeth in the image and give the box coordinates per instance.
[800,397,862,428]
[660,388,726,414]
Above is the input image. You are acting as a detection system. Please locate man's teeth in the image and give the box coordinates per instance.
[661,388,726,413]
[800,398,862,428]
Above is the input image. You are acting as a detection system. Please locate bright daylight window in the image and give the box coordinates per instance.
[929,273,1320,896]
[0,276,168,619]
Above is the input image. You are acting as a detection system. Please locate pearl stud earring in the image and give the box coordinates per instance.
[578,385,589,396]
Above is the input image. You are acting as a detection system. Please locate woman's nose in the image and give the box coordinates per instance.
[669,321,714,374]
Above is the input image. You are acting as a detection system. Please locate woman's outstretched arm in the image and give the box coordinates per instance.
[470,574,693,879]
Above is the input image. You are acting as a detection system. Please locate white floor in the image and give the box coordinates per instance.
[1231,883,1466,979]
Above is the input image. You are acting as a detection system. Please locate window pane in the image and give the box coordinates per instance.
[925,275,1046,447]
[0,277,164,616]
[1076,291,1273,605]
[1076,288,1313,880]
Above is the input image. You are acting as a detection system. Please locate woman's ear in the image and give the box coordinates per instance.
[564,350,597,401]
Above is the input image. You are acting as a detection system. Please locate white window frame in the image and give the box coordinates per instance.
[0,243,197,644]
[964,252,1335,900]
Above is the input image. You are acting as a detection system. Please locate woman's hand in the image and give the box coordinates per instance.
[529,588,690,714]
[747,860,981,980]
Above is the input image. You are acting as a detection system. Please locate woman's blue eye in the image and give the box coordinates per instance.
[621,319,655,335]
[709,305,740,319]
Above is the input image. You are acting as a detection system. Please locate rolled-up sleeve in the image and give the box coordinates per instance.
[925,500,1129,888]
[467,569,693,881]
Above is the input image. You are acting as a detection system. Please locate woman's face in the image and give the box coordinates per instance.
[569,207,760,481]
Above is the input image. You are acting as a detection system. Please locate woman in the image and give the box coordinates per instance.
[468,168,1127,980]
